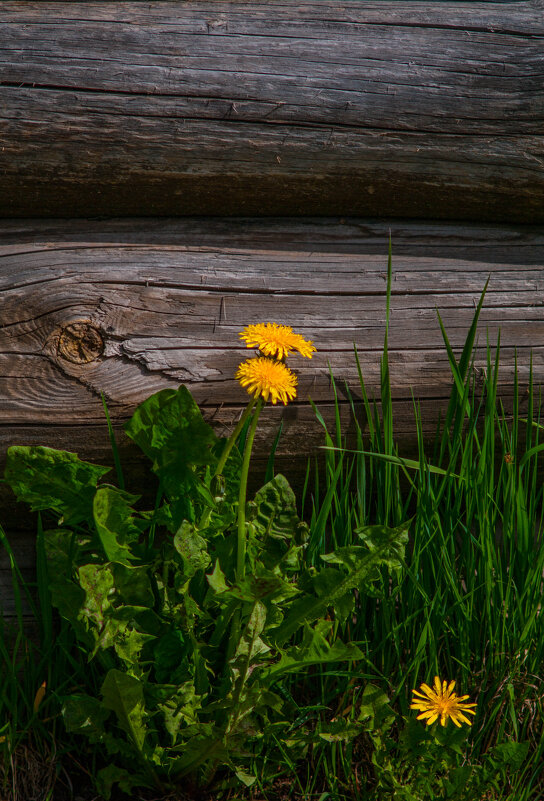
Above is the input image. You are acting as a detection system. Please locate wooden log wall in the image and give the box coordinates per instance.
[1,2,544,620]
[1,1,543,220]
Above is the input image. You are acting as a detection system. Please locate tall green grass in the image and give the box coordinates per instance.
[297,259,544,799]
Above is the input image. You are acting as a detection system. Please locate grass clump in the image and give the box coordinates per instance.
[297,253,544,799]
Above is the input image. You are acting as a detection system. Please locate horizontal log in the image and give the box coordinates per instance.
[1,2,543,220]
[0,216,541,457]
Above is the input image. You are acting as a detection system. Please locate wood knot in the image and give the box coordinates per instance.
[57,322,104,364]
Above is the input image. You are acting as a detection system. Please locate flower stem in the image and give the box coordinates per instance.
[198,397,256,531]
[214,397,256,481]
[237,398,263,580]
[223,397,263,678]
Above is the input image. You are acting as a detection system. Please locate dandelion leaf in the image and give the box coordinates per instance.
[101,669,148,752]
[490,741,529,770]
[170,724,229,777]
[357,683,395,732]
[272,522,409,646]
[250,474,308,542]
[93,486,142,564]
[4,445,109,525]
[96,764,150,801]
[153,631,190,684]
[230,601,269,686]
[156,681,201,742]
[174,520,211,582]
[124,386,218,499]
[63,694,110,741]
[112,563,155,608]
[318,719,363,743]
[259,619,363,684]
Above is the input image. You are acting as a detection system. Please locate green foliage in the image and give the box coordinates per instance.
[5,445,110,524]
[3,264,544,801]
[3,385,408,797]
[366,694,531,801]
[124,385,218,508]
[297,276,544,800]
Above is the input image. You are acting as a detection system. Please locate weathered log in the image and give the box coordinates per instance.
[1,1,543,220]
[1,216,542,461]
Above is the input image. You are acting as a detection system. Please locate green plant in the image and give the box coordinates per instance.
[367,692,530,801]
[294,255,544,799]
[3,328,409,799]
[0,516,105,801]
[3,255,543,801]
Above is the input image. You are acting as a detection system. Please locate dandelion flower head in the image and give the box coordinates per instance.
[411,677,477,728]
[239,323,316,360]
[236,356,297,405]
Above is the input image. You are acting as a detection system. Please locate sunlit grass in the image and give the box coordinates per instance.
[296,253,544,799]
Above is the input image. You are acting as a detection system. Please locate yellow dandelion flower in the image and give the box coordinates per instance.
[411,677,477,728]
[239,323,316,360]
[236,357,297,405]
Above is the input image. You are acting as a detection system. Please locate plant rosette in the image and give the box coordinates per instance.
[4,323,409,798]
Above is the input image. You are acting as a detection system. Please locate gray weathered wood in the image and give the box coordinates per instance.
[0,216,542,454]
[1,1,543,220]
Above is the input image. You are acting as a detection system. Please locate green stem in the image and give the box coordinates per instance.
[215,397,256,480]
[222,397,263,676]
[237,398,263,580]
[226,601,258,735]
[198,397,256,531]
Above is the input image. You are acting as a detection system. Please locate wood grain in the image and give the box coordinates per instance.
[1,216,542,448]
[1,1,543,220]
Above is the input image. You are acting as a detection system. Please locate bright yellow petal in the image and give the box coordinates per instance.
[411,702,432,712]
[239,323,315,360]
[236,356,297,405]
[412,677,476,728]
[412,689,433,701]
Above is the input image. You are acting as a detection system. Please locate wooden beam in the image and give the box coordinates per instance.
[1,217,542,467]
[1,2,543,220]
